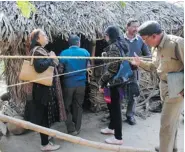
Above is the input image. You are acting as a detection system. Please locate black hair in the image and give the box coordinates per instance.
[138,21,162,36]
[105,25,121,43]
[127,18,139,27]
[105,26,129,54]
[68,34,80,46]
[30,31,40,50]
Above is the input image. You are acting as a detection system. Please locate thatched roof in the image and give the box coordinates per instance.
[0,1,183,114]
[0,1,184,44]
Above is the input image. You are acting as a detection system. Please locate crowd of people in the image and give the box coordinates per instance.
[24,19,184,152]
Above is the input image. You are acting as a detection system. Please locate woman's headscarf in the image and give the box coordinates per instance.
[105,25,129,55]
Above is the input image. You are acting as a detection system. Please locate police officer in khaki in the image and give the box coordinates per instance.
[131,21,184,152]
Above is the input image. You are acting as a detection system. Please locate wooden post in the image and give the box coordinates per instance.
[88,38,96,82]
[0,114,152,152]
[91,38,96,66]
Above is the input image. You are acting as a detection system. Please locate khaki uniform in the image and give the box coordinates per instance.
[139,32,184,152]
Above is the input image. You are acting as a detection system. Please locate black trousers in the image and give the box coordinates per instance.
[24,101,49,146]
[31,103,49,146]
[38,105,49,146]
[126,93,136,118]
[108,87,122,140]
[64,86,85,133]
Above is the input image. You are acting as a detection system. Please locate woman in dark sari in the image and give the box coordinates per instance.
[25,29,66,151]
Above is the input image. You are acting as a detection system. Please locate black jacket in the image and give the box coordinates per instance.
[99,40,129,88]
[32,47,55,106]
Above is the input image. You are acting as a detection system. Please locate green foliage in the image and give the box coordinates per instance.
[119,1,126,8]
[16,1,36,18]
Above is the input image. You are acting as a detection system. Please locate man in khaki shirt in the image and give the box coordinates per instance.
[132,21,184,152]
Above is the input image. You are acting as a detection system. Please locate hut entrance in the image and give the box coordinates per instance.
[45,35,93,56]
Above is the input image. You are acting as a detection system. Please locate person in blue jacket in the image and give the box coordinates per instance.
[59,35,90,136]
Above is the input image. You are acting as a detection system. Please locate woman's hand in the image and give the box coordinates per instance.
[178,89,184,98]
[49,51,56,57]
[131,52,141,66]
[50,51,59,66]
[99,86,104,93]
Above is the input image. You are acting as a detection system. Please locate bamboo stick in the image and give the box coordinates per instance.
[0,55,152,61]
[90,38,97,66]
[0,114,152,152]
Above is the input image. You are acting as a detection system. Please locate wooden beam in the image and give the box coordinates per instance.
[0,114,152,152]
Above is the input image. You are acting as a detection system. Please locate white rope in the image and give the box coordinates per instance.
[0,55,152,88]
[2,60,122,88]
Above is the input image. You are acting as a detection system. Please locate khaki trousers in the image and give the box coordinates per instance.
[159,81,184,152]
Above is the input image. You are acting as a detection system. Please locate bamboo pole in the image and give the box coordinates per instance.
[0,114,152,152]
[90,38,97,65]
[0,55,152,61]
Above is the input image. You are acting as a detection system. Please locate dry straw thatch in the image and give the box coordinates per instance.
[0,1,183,114]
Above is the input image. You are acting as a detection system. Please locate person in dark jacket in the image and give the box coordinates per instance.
[98,25,129,145]
[124,19,151,125]
[26,29,66,151]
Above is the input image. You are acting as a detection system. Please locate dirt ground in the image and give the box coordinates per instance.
[0,111,184,152]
